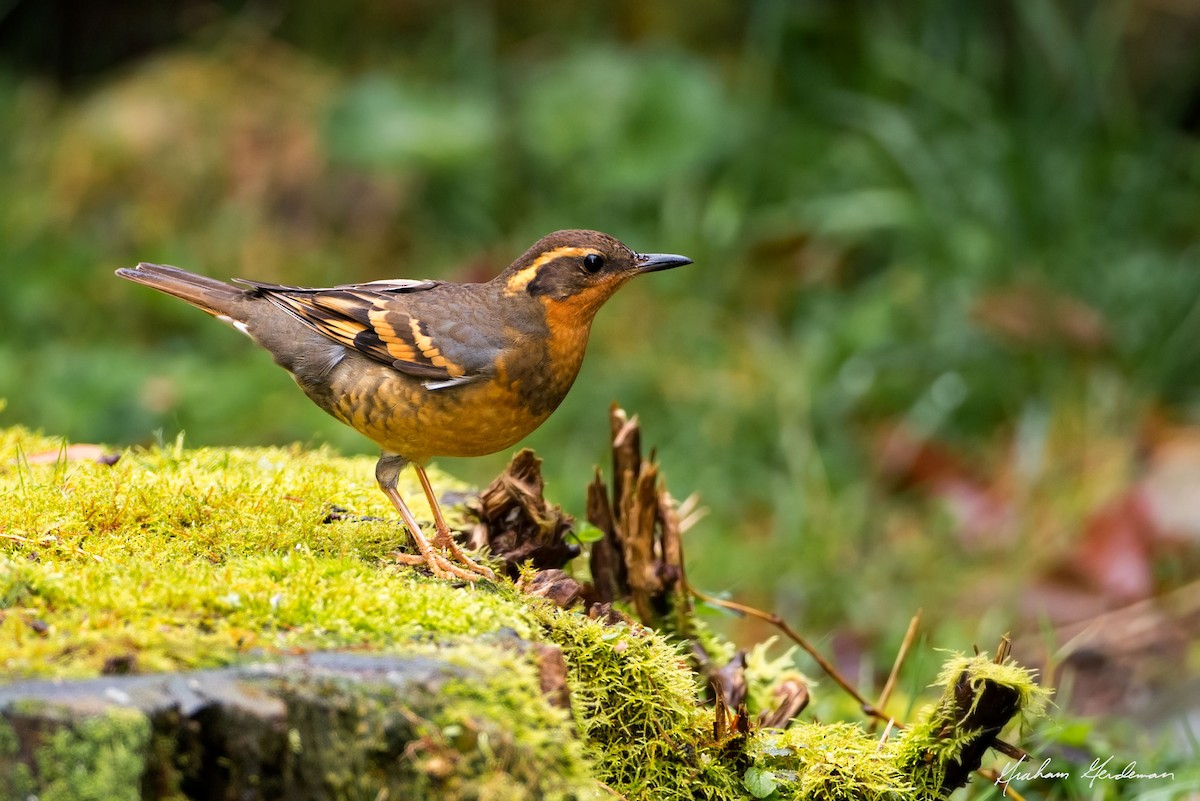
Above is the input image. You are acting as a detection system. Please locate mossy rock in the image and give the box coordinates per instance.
[0,424,1048,800]
[0,647,587,800]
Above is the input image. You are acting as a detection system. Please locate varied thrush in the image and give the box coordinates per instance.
[116,230,691,581]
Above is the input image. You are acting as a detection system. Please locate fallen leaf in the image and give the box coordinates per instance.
[22,444,120,466]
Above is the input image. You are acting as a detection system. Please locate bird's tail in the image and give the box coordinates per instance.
[115,263,246,318]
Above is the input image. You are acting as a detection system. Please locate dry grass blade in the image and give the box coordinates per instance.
[870,609,922,731]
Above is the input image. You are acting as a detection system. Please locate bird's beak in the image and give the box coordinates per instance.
[635,252,693,273]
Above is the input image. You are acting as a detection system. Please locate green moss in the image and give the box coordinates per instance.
[0,426,595,798]
[0,428,534,678]
[11,707,151,801]
[748,724,911,801]
[1,426,1050,799]
[274,643,593,800]
[895,654,1052,800]
[743,637,810,718]
[422,643,593,799]
[0,719,36,800]
[688,614,738,671]
[534,602,744,800]
[931,655,1051,723]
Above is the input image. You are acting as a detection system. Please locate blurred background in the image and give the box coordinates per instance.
[3,0,1200,782]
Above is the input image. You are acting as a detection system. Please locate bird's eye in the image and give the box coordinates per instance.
[583,253,604,273]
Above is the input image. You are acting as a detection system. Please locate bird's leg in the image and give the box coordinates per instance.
[413,462,496,580]
[375,453,483,582]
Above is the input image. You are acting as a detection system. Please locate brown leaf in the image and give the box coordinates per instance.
[467,449,579,577]
[1141,423,1200,545]
[586,602,635,627]
[709,650,748,710]
[520,569,583,609]
[872,423,1010,546]
[757,678,810,730]
[971,283,1109,352]
[1073,491,1156,603]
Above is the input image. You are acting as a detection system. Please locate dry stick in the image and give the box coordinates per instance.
[869,609,923,732]
[977,767,1028,801]
[995,633,1012,664]
[684,580,1031,762]
[990,738,1030,761]
[877,717,896,749]
[655,416,1034,766]
[684,581,885,720]
[594,780,631,800]
[987,634,1032,761]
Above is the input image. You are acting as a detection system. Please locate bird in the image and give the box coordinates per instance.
[116,230,691,581]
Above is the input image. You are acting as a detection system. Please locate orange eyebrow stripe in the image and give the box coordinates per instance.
[504,246,595,296]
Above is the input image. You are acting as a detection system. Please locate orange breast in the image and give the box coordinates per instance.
[307,295,599,464]
[314,351,572,464]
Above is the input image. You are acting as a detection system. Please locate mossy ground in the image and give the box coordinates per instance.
[0,425,537,677]
[1,424,1046,799]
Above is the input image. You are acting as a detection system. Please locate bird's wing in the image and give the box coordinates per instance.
[236,279,494,387]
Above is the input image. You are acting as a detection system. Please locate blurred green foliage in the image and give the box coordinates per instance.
[2,0,1200,676]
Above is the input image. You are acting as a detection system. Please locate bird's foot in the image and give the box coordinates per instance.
[378,463,497,582]
[391,544,496,582]
[431,528,497,581]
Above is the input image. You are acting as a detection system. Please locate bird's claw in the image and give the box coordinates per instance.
[391,548,496,582]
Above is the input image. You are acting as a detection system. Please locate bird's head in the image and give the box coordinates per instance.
[500,229,691,323]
